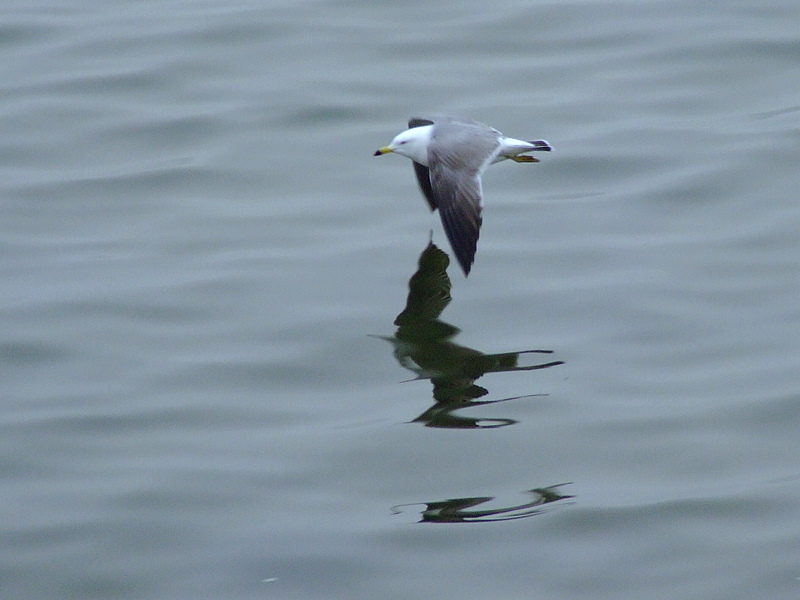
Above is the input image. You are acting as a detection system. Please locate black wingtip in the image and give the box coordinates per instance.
[439,211,478,277]
[409,117,435,129]
[527,139,552,151]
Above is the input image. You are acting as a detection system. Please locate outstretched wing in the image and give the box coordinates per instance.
[432,165,484,276]
[408,118,436,210]
[427,120,501,276]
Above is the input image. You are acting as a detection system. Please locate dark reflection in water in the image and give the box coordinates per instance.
[375,240,563,428]
[392,484,574,523]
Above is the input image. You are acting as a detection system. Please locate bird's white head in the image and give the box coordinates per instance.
[373,125,432,165]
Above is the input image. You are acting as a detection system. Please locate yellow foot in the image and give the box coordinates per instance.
[511,155,539,163]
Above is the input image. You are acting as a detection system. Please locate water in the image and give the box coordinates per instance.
[3,1,800,598]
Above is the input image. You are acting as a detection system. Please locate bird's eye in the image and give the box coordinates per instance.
[399,140,407,144]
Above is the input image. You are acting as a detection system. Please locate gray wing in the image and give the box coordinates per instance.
[432,165,483,276]
[407,116,499,214]
[426,119,501,276]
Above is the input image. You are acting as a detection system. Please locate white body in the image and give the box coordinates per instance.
[386,124,544,169]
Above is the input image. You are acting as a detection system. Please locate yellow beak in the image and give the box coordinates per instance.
[373,146,392,156]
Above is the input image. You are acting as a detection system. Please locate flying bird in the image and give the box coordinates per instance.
[375,116,551,275]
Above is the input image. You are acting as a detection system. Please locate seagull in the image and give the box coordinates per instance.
[374,116,551,276]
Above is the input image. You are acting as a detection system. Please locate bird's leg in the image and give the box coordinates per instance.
[511,155,539,163]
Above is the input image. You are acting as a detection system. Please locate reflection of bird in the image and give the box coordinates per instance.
[377,241,563,412]
[393,237,451,329]
[392,484,574,523]
[375,116,552,275]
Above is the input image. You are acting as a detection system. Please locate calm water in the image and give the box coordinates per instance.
[3,1,800,598]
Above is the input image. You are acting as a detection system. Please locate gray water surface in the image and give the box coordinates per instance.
[3,1,800,599]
